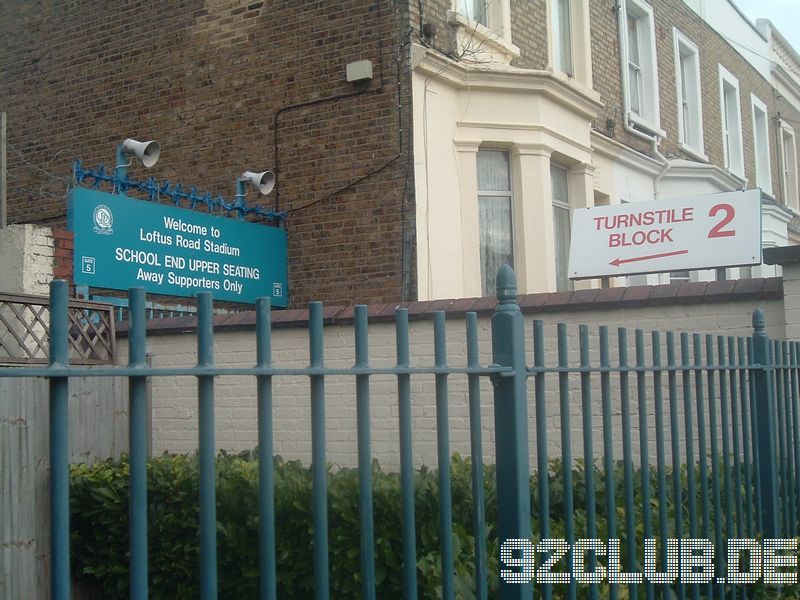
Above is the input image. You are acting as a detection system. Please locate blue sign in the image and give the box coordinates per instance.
[70,187,288,306]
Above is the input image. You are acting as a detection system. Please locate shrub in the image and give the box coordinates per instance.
[70,452,799,598]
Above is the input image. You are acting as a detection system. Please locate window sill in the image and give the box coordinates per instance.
[628,112,666,139]
[783,200,800,214]
[723,166,747,186]
[447,10,520,65]
[758,187,775,201]
[678,142,708,163]
[551,68,593,95]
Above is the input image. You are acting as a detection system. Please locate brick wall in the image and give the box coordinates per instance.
[588,0,796,203]
[414,0,797,204]
[117,279,784,467]
[5,0,799,308]
[510,0,549,69]
[779,265,800,338]
[410,0,548,69]
[655,2,778,186]
[1,0,415,306]
[52,230,73,296]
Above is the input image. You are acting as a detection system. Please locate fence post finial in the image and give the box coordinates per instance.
[495,264,519,311]
[752,307,766,335]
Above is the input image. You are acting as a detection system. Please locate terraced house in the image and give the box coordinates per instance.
[2,0,800,306]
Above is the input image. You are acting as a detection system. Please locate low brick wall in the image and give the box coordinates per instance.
[115,278,785,469]
[52,229,74,296]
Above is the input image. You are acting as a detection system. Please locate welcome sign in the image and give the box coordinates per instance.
[70,187,288,306]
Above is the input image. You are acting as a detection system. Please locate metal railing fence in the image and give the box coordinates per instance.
[0,265,796,599]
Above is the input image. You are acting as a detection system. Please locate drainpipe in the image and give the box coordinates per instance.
[614,0,669,199]
[652,136,670,199]
[615,0,670,286]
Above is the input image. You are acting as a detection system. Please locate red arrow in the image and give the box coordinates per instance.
[609,249,688,267]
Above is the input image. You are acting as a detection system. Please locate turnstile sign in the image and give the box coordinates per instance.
[568,189,762,279]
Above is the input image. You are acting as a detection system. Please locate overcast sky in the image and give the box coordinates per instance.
[734,0,800,55]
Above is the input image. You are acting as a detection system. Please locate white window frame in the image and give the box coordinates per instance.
[548,0,592,86]
[781,121,799,211]
[551,163,573,293]
[477,149,515,296]
[673,29,705,159]
[453,0,512,42]
[459,0,489,26]
[622,0,661,133]
[551,0,573,76]
[450,0,518,64]
[751,94,772,196]
[719,65,744,178]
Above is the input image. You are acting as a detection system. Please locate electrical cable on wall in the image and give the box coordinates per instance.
[8,142,72,188]
[5,142,75,223]
[722,34,800,79]
[271,0,388,214]
[269,1,415,300]
[287,28,413,216]
[287,154,402,214]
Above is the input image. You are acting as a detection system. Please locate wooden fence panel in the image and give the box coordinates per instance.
[0,377,129,600]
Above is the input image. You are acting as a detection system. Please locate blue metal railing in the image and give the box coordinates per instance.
[47,281,70,600]
[1,265,799,598]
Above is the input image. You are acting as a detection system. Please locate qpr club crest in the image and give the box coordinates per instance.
[93,204,113,234]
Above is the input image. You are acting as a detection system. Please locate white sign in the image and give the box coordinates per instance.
[568,189,762,279]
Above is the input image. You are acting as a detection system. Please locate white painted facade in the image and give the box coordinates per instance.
[411,43,602,298]
[411,0,800,300]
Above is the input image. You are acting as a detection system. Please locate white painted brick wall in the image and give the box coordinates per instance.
[0,224,54,296]
[782,264,800,339]
[22,225,55,297]
[0,226,27,294]
[118,297,785,470]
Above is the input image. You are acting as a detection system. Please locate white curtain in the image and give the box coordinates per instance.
[553,0,573,75]
[479,196,513,296]
[551,164,573,292]
[477,150,513,296]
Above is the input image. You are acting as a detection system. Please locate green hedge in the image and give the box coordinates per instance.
[70,452,798,599]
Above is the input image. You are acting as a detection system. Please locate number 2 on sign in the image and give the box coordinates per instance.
[708,203,736,238]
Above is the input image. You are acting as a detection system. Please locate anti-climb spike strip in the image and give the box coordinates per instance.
[72,160,287,224]
[172,183,184,206]
[188,188,200,209]
[143,177,159,202]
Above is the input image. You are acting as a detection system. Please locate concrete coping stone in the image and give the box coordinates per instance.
[114,277,784,337]
[763,245,800,266]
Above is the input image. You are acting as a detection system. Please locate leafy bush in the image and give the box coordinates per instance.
[70,452,799,598]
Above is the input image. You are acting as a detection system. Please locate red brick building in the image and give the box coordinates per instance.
[3,0,799,306]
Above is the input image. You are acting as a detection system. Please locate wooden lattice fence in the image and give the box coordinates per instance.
[0,292,115,366]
